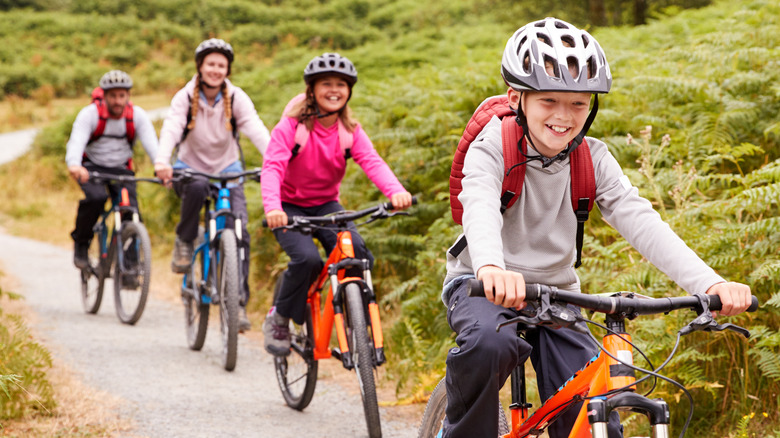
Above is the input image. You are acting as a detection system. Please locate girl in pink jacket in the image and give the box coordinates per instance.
[261,53,412,356]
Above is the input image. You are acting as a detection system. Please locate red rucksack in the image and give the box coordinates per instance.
[89,87,136,145]
[449,95,596,267]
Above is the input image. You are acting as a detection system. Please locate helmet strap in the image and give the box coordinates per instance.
[516,94,600,168]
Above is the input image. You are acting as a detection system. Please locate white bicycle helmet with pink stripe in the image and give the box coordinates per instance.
[501,17,611,94]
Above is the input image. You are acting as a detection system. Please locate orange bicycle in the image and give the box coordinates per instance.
[263,198,416,438]
[418,279,759,438]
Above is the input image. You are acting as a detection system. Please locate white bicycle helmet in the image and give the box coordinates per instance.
[99,70,133,90]
[303,53,358,86]
[501,17,611,94]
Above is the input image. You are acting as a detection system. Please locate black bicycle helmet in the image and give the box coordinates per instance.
[99,70,133,91]
[501,17,611,94]
[195,38,234,73]
[303,53,358,86]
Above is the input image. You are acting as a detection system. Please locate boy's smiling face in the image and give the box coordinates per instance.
[509,89,591,158]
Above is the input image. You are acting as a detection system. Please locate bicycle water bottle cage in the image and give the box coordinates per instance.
[497,293,586,334]
[678,294,751,338]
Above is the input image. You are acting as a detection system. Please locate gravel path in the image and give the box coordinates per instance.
[0,232,418,438]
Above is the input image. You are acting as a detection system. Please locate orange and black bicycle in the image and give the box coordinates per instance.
[418,279,759,438]
[263,198,416,438]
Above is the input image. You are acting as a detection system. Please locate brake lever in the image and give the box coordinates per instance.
[495,296,584,334]
[678,295,751,339]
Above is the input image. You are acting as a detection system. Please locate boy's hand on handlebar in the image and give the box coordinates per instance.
[477,265,527,310]
[154,163,173,186]
[68,165,89,184]
[707,281,752,317]
[265,209,288,229]
[390,192,413,210]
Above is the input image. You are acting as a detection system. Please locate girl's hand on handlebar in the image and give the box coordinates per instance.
[265,209,288,229]
[390,191,413,211]
[707,281,752,317]
[154,163,173,187]
[477,265,527,310]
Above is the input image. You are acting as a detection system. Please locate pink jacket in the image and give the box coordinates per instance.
[156,76,269,173]
[261,116,406,212]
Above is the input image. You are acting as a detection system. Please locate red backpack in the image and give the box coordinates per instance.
[89,87,136,145]
[449,95,596,267]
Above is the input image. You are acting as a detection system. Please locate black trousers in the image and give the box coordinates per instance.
[173,176,251,305]
[272,201,373,325]
[442,279,622,438]
[71,163,137,245]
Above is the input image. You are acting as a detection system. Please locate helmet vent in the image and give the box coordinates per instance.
[581,34,591,48]
[536,33,552,48]
[561,35,576,48]
[554,20,569,29]
[567,57,580,79]
[543,54,559,78]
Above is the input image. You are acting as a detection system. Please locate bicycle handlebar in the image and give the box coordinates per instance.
[261,196,418,229]
[171,167,262,183]
[466,279,759,314]
[89,171,163,185]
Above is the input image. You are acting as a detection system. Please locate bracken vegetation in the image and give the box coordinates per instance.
[0,0,778,435]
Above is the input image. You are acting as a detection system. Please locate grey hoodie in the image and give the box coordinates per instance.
[444,116,724,299]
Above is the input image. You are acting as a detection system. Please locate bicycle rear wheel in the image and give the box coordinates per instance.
[345,282,382,438]
[185,229,209,351]
[273,274,318,410]
[217,228,240,371]
[417,377,509,438]
[81,230,106,314]
[113,222,152,324]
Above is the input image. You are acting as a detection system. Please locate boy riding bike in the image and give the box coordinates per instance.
[66,70,159,270]
[261,52,412,356]
[441,17,752,438]
[155,38,270,331]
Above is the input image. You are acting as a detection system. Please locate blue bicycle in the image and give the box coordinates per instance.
[173,167,261,371]
[81,172,161,325]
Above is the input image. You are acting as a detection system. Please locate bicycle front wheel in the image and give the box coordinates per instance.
[345,282,382,438]
[217,228,240,371]
[81,230,106,314]
[273,274,318,410]
[417,377,509,438]
[185,229,209,351]
[113,222,152,324]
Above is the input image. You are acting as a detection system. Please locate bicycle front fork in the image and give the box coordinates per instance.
[588,394,670,438]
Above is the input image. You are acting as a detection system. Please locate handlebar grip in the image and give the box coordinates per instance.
[707,294,760,312]
[466,279,540,301]
[382,195,418,210]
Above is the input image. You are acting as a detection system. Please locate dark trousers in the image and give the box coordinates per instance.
[442,279,622,438]
[272,201,373,325]
[173,176,251,305]
[71,163,137,245]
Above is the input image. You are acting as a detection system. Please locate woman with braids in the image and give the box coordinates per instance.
[155,38,270,332]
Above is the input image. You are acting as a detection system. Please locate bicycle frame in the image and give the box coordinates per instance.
[506,317,660,438]
[93,186,140,274]
[183,184,240,304]
[306,229,385,369]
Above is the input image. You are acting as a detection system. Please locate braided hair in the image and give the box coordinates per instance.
[186,75,234,133]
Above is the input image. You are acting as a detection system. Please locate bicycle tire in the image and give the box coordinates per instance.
[113,222,152,325]
[81,228,106,314]
[273,274,318,410]
[185,229,209,351]
[417,377,509,438]
[217,228,240,371]
[345,282,382,438]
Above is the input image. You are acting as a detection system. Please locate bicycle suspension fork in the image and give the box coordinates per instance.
[329,259,386,370]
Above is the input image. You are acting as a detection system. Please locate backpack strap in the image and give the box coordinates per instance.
[89,99,135,146]
[569,140,596,268]
[499,116,525,214]
[290,118,353,160]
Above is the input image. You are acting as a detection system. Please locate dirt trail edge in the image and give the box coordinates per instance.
[0,232,418,437]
